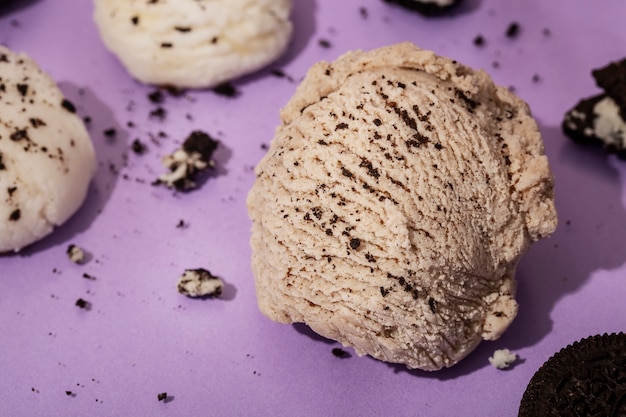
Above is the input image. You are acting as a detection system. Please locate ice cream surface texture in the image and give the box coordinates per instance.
[247,43,557,370]
[93,0,293,88]
[0,46,96,253]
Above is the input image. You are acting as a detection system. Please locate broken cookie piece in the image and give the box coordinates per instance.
[154,130,218,191]
[562,58,626,158]
[177,268,224,297]
[66,244,86,264]
[381,0,462,16]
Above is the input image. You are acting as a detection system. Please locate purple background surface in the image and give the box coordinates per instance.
[1,0,626,416]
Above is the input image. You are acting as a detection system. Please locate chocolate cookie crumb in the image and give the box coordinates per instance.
[213,82,240,98]
[505,22,520,39]
[131,139,147,155]
[177,268,224,298]
[66,244,86,264]
[154,130,218,191]
[473,35,485,47]
[157,392,167,402]
[332,348,350,358]
[381,0,462,16]
[75,298,90,310]
[318,39,332,49]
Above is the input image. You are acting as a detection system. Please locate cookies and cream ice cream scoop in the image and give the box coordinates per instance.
[93,0,293,88]
[0,46,96,253]
[247,43,557,370]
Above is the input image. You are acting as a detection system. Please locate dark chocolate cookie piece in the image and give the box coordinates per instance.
[562,94,626,159]
[519,333,626,417]
[381,0,462,16]
[592,58,626,119]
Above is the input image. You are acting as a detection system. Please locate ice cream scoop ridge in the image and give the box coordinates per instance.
[247,42,557,370]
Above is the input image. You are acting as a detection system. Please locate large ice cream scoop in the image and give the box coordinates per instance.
[93,0,293,88]
[0,46,96,253]
[247,43,557,371]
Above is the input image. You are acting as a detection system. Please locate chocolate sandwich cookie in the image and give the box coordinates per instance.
[519,332,626,417]
[381,0,462,16]
[562,58,626,158]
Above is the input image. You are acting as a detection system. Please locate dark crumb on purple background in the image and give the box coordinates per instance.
[260,143,269,151]
[148,90,165,104]
[75,298,91,310]
[492,61,500,69]
[532,74,541,83]
[150,107,167,120]
[65,391,76,397]
[506,22,520,38]
[318,39,332,48]
[131,139,147,155]
[473,34,485,47]
[382,0,461,16]
[542,28,551,37]
[270,69,295,82]
[176,219,189,229]
[83,116,92,125]
[103,128,116,138]
[158,392,174,403]
[566,220,571,226]
[213,82,240,98]
[332,348,351,359]
[359,6,368,19]
[82,273,96,280]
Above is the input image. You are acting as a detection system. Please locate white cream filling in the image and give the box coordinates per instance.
[592,96,626,148]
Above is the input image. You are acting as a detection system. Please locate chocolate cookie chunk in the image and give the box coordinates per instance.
[519,333,626,417]
[562,58,626,158]
[381,0,462,16]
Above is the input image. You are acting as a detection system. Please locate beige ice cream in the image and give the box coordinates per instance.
[247,42,557,371]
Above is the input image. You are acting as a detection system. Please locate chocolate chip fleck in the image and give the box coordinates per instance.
[61,99,76,113]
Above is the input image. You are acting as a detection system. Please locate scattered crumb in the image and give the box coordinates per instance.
[157,392,167,402]
[176,219,189,229]
[149,107,167,120]
[318,39,332,48]
[75,298,91,310]
[532,74,541,83]
[331,348,350,359]
[177,268,224,297]
[82,273,96,280]
[489,348,517,369]
[66,244,85,264]
[473,35,485,47]
[359,7,368,19]
[103,128,117,138]
[131,139,147,155]
[65,391,76,397]
[154,130,218,191]
[505,22,520,39]
[213,82,240,98]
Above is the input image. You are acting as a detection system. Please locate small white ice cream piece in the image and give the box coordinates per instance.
[0,46,96,253]
[93,0,293,88]
[489,349,517,369]
[177,268,224,297]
